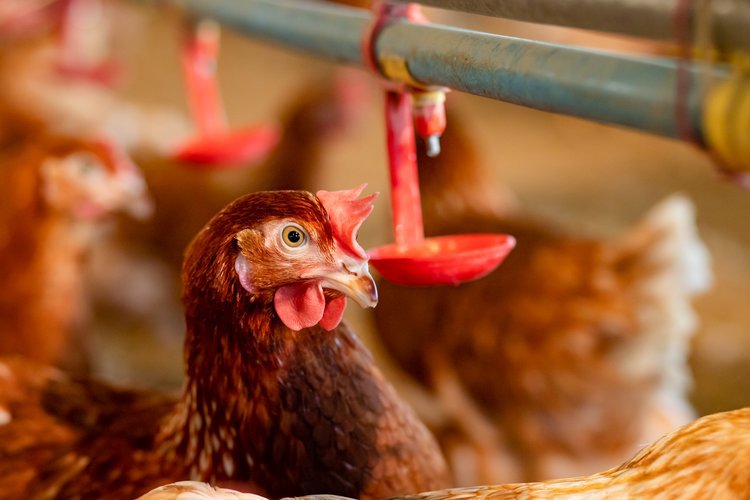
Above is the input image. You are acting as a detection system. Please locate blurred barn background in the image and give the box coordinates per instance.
[77,2,749,414]
[1,0,749,490]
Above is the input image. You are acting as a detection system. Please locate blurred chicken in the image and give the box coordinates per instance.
[395,407,750,499]
[0,6,180,377]
[0,187,449,499]
[257,71,367,192]
[0,104,150,371]
[139,407,750,498]
[373,108,712,484]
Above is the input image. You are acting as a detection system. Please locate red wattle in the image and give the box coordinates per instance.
[274,281,326,331]
[319,296,347,331]
[274,282,349,332]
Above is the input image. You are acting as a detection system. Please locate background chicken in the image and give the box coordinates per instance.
[0,4,186,376]
[373,108,712,484]
[0,101,150,371]
[255,71,367,193]
[0,187,449,499]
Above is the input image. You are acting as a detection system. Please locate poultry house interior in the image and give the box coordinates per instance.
[0,0,749,497]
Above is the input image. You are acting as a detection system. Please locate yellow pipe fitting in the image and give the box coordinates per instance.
[703,74,750,173]
[379,51,425,88]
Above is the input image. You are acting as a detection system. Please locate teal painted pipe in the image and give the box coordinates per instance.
[391,0,750,54]
[174,0,730,143]
[176,0,369,64]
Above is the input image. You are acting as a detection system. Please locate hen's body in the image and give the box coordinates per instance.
[0,326,443,498]
[0,190,449,499]
[374,109,710,483]
[0,112,148,370]
[0,137,84,366]
[0,356,174,498]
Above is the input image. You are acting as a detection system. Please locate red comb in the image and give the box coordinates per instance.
[317,184,378,260]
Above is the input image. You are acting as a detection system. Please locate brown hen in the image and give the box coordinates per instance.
[0,107,150,370]
[373,108,712,484]
[0,187,449,499]
[256,71,366,193]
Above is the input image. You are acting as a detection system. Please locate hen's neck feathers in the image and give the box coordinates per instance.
[156,204,336,488]
[158,263,285,483]
[156,212,268,473]
[159,271,364,492]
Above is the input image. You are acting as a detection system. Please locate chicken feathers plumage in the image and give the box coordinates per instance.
[0,188,449,499]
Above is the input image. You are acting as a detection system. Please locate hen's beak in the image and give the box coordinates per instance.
[318,259,378,308]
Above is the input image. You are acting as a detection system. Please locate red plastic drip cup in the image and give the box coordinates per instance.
[171,20,280,169]
[367,91,515,286]
[369,234,516,286]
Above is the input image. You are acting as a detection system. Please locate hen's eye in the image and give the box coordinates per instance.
[80,160,96,173]
[72,154,101,175]
[282,224,307,248]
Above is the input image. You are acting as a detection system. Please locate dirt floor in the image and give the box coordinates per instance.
[88,4,749,416]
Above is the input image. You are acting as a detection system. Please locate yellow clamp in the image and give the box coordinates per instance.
[703,58,750,174]
[379,51,432,90]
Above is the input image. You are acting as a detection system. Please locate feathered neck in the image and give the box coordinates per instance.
[157,215,306,485]
[158,273,290,481]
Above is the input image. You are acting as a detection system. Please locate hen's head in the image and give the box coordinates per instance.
[40,136,152,220]
[184,185,378,332]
